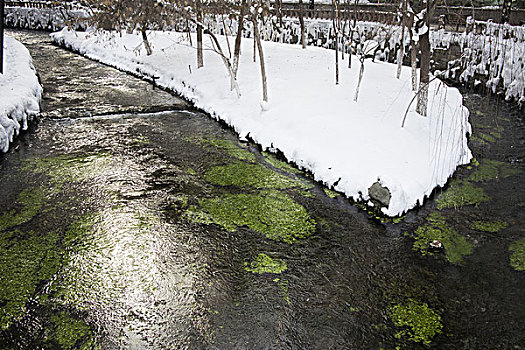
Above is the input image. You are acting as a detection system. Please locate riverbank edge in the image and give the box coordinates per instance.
[0,36,43,153]
[50,29,474,218]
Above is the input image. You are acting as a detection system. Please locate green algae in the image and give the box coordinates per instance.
[471,220,508,232]
[436,180,490,209]
[183,204,214,225]
[390,298,443,345]
[244,253,287,274]
[468,159,521,182]
[277,279,291,305]
[509,238,525,271]
[0,229,62,331]
[408,213,473,264]
[204,161,308,190]
[191,190,316,243]
[24,153,112,188]
[0,188,47,231]
[262,152,300,174]
[206,139,256,162]
[323,188,339,198]
[47,311,98,350]
[187,137,257,163]
[478,132,497,144]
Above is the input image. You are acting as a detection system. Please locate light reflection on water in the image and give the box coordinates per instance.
[61,207,200,348]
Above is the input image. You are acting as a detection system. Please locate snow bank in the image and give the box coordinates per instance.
[51,28,471,216]
[0,36,42,153]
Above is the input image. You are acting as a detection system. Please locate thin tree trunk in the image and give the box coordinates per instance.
[221,15,232,58]
[333,0,340,84]
[354,57,365,101]
[298,0,306,48]
[396,0,406,79]
[253,29,257,62]
[233,12,244,77]
[141,28,153,56]
[196,0,204,68]
[186,19,192,46]
[204,29,241,97]
[410,36,417,91]
[416,29,430,116]
[252,18,268,102]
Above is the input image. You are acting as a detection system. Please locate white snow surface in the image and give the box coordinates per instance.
[0,36,43,153]
[52,28,472,216]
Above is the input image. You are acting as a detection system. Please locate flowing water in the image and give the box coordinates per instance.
[1,30,524,349]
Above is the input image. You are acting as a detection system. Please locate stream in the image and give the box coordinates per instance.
[1,29,524,349]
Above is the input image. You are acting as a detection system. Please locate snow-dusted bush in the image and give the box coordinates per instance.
[432,19,525,104]
[5,6,88,31]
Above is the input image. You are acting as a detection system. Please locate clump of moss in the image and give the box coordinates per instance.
[0,229,62,331]
[436,180,489,209]
[204,161,307,190]
[390,299,443,345]
[0,188,47,231]
[469,159,521,182]
[509,238,525,271]
[47,312,97,350]
[408,212,473,264]
[323,188,339,199]
[24,153,112,188]
[477,132,497,144]
[471,220,508,232]
[183,205,214,225]
[188,137,257,163]
[262,152,300,174]
[190,190,316,243]
[208,139,256,163]
[244,253,287,274]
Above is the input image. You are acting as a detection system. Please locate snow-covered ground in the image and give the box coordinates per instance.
[0,36,43,153]
[52,28,471,216]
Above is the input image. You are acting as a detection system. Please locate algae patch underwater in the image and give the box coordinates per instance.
[244,253,287,274]
[436,180,489,209]
[0,187,47,231]
[47,311,99,350]
[471,220,508,233]
[408,212,473,264]
[194,190,316,243]
[204,161,309,190]
[390,298,443,345]
[24,153,112,188]
[0,229,62,331]
[468,159,521,183]
[186,149,316,242]
[509,238,525,271]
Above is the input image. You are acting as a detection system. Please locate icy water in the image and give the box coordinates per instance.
[1,30,524,349]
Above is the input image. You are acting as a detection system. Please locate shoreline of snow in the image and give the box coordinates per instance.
[51,28,472,216]
[0,36,43,153]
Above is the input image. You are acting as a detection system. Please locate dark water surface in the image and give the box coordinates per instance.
[1,30,524,349]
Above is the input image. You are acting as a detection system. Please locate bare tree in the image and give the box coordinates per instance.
[196,0,204,67]
[396,0,407,79]
[332,0,341,84]
[414,0,439,117]
[298,0,307,48]
[249,0,269,102]
[85,0,171,56]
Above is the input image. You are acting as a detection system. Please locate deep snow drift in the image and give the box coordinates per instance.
[51,28,472,216]
[0,36,42,153]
